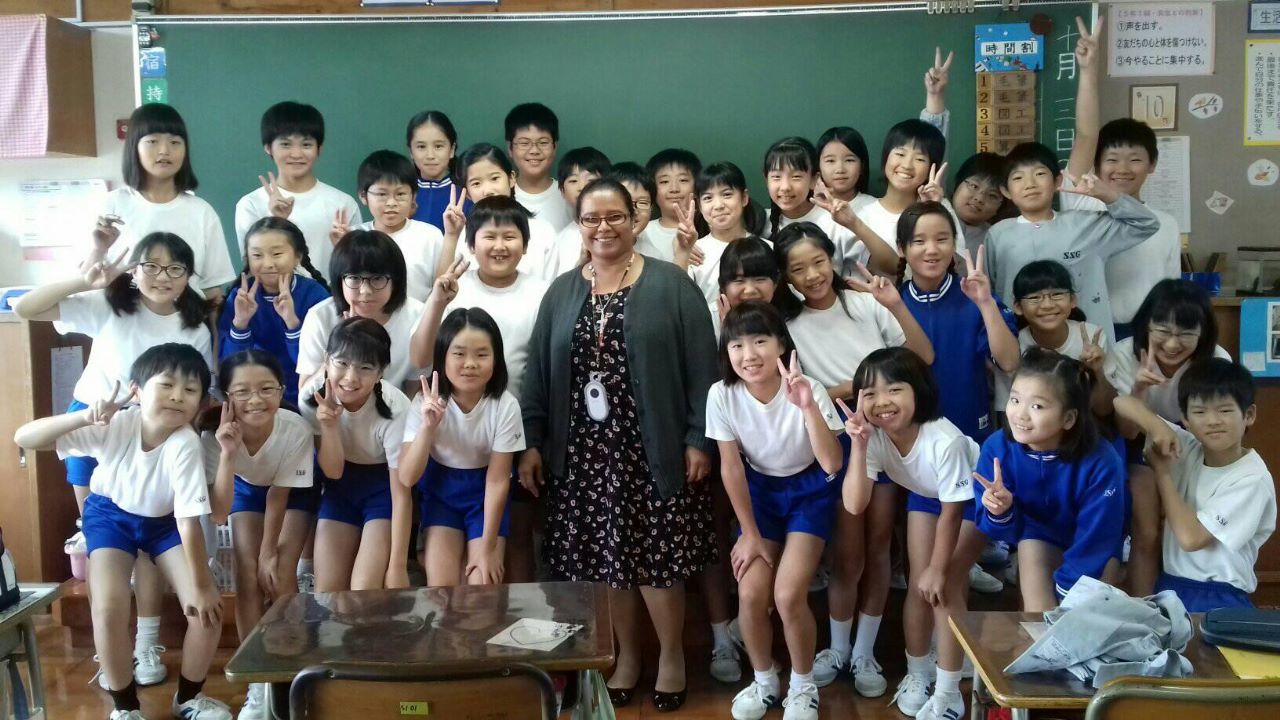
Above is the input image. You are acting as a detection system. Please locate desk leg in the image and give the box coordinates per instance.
[1011,710,1029,720]
[969,670,984,720]
[20,619,44,714]
[572,669,608,720]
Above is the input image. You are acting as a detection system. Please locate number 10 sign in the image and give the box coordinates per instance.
[1130,85,1178,131]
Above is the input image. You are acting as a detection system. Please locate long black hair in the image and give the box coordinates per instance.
[695,162,767,238]
[1130,279,1217,365]
[122,104,198,192]
[771,222,852,322]
[105,232,206,328]
[433,307,508,399]
[405,110,459,179]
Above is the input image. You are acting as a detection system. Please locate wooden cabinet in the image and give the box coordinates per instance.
[0,15,95,158]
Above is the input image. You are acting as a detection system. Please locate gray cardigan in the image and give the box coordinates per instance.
[521,258,719,500]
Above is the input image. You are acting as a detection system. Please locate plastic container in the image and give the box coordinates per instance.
[65,533,87,581]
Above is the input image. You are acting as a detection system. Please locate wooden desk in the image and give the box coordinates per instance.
[0,583,65,718]
[225,581,613,718]
[950,611,1235,720]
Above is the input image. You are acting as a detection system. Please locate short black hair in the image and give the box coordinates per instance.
[607,161,657,208]
[852,347,941,424]
[357,150,417,195]
[131,343,212,396]
[1008,347,1099,461]
[1012,259,1075,300]
[465,195,531,250]
[1002,142,1061,185]
[260,101,324,147]
[954,151,1005,190]
[504,102,559,143]
[719,236,779,292]
[817,126,872,195]
[557,147,612,189]
[122,104,198,192]
[329,229,408,316]
[218,349,285,395]
[434,307,508,399]
[105,232,207,329]
[718,300,795,385]
[880,119,947,175]
[1095,118,1159,170]
[645,148,702,180]
[1131,278,1218,365]
[1178,358,1255,415]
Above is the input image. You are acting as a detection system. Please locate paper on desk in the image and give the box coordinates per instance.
[487,618,583,652]
[1220,646,1280,679]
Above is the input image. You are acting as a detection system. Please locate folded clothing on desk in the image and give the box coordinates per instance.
[1005,577,1194,688]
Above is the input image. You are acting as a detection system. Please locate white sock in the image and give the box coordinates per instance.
[135,616,160,654]
[829,617,854,658]
[935,668,963,696]
[711,621,733,651]
[790,670,814,690]
[753,666,780,694]
[906,652,933,677]
[297,558,314,575]
[851,613,881,660]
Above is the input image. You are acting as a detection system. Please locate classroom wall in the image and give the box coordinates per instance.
[0,27,132,288]
[1100,0,1278,281]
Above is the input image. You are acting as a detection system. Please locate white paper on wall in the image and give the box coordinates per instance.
[1109,3,1214,77]
[1142,136,1191,233]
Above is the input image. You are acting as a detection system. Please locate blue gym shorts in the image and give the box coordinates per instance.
[905,490,977,522]
[1155,573,1253,612]
[230,476,318,515]
[82,493,182,558]
[417,460,511,541]
[317,462,392,527]
[64,399,97,487]
[741,460,840,543]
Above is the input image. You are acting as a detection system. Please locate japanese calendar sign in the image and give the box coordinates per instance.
[1246,40,1280,146]
[1109,3,1214,77]
[141,78,168,104]
[975,23,1044,73]
[976,71,1037,154]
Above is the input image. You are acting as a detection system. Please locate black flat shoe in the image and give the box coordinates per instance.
[651,687,687,712]
[606,685,635,707]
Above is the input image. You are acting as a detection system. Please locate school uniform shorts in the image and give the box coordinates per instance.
[1155,573,1253,612]
[417,460,511,541]
[82,493,182,558]
[230,476,319,515]
[836,409,892,486]
[742,460,840,543]
[905,490,977,522]
[317,462,393,527]
[64,399,97,487]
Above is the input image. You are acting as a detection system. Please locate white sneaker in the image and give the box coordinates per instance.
[969,564,1004,594]
[731,679,780,720]
[237,683,267,720]
[782,681,820,720]
[915,691,965,720]
[728,617,745,650]
[851,655,888,697]
[978,541,1009,567]
[297,572,315,594]
[134,644,167,686]
[173,693,232,720]
[109,710,147,720]
[812,647,847,687]
[891,672,931,716]
[710,644,743,683]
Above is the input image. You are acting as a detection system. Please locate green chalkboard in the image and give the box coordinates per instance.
[153,4,1089,261]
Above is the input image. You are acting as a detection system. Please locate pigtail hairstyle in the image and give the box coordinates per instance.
[243,216,331,294]
[1008,347,1099,461]
[895,201,958,286]
[1130,278,1218,364]
[771,222,853,322]
[105,232,206,329]
[433,307,509,399]
[307,316,394,419]
[201,349,298,429]
[762,137,819,239]
[456,143,516,191]
[718,300,795,385]
[851,347,941,424]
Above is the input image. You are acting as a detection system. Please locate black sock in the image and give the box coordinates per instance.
[176,674,205,705]
[108,681,140,711]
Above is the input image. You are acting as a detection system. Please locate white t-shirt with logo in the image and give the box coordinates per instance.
[403,391,526,470]
[201,410,313,489]
[864,418,978,503]
[705,376,843,477]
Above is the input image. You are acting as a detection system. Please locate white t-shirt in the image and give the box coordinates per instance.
[296,296,425,388]
[233,181,363,281]
[996,319,1118,409]
[777,204,867,278]
[514,182,572,232]
[1059,180,1182,325]
[57,408,209,518]
[104,187,236,294]
[201,410,313,489]
[688,236,731,333]
[442,270,549,401]
[636,223,677,263]
[705,376,843,477]
[54,290,213,404]
[357,219,444,303]
[455,215,558,283]
[864,418,979,502]
[551,223,585,277]
[1162,422,1277,592]
[787,292,907,390]
[403,391,526,470]
[298,377,409,468]
[854,197,967,263]
[1106,339,1232,422]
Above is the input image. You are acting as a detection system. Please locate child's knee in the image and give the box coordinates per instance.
[773,582,808,621]
[738,574,773,610]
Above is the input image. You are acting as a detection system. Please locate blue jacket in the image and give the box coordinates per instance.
[218,275,330,405]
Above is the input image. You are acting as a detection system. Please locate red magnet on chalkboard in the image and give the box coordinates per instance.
[117,119,129,140]
[1029,14,1052,36]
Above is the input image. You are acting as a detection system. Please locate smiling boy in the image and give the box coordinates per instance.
[506,103,572,232]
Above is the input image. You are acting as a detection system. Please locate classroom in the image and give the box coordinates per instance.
[0,0,1279,718]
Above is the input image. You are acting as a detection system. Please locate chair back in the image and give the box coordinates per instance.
[288,662,558,720]
[1086,676,1280,720]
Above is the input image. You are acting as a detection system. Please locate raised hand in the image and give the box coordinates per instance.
[91,214,123,256]
[431,256,469,306]
[716,294,732,323]
[272,272,299,329]
[1133,341,1168,396]
[1075,15,1102,72]
[215,399,242,456]
[328,208,351,246]
[260,171,295,219]
[84,381,127,426]
[812,179,855,226]
[418,372,447,432]
[917,162,948,203]
[442,184,467,240]
[834,391,871,450]
[232,274,260,330]
[83,255,130,290]
[959,246,993,304]
[973,457,1013,516]
[1061,170,1120,204]
[925,47,954,96]
[314,377,344,428]
[1077,323,1107,374]
[674,197,699,257]
[846,262,901,308]
[778,350,814,411]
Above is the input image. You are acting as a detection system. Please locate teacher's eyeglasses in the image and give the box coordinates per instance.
[579,213,630,229]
